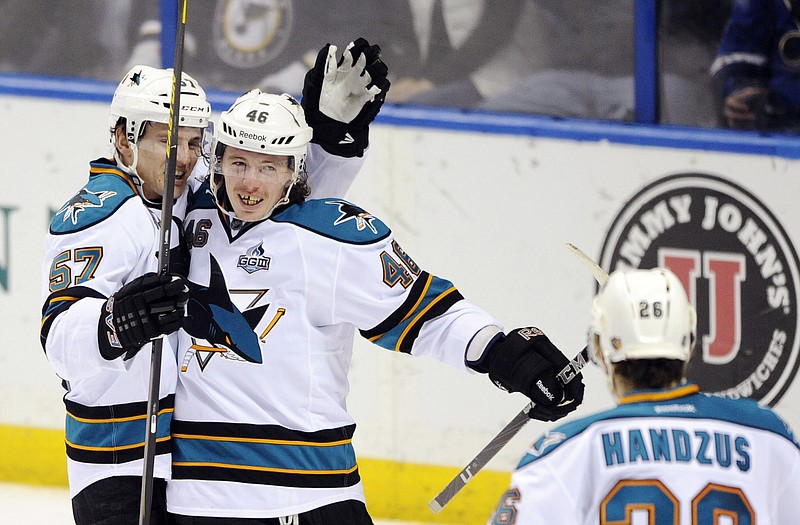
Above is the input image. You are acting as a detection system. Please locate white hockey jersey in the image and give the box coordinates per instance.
[488,383,800,524]
[40,158,184,497]
[167,191,501,518]
[39,146,363,499]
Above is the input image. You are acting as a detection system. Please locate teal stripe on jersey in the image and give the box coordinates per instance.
[368,274,459,352]
[172,434,357,473]
[66,408,172,450]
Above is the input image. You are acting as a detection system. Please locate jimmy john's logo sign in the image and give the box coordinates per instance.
[600,173,799,406]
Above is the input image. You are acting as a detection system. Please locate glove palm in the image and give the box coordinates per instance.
[319,42,384,124]
[302,37,390,157]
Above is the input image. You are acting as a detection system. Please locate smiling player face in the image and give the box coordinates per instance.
[220,147,294,222]
[116,122,203,201]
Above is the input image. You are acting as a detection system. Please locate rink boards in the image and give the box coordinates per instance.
[1,92,799,524]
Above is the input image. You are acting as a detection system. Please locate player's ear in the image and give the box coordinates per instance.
[113,126,135,165]
[114,126,132,153]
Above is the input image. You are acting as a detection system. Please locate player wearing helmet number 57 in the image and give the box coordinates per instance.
[40,65,210,525]
[169,89,583,521]
[40,37,387,525]
[489,268,800,524]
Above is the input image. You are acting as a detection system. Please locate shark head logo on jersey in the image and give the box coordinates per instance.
[327,200,379,234]
[59,188,117,225]
[184,254,268,363]
[237,242,271,274]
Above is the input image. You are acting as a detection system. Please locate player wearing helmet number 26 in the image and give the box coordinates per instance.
[489,268,800,524]
[40,37,389,525]
[167,44,585,525]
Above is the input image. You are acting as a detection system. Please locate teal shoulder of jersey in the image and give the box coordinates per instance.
[49,159,138,235]
[517,384,799,469]
[271,198,391,244]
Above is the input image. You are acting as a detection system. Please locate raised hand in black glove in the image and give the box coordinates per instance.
[466,327,585,422]
[98,272,189,361]
[301,37,390,158]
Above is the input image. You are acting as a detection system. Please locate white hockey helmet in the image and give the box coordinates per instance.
[210,90,312,220]
[590,268,696,372]
[110,65,210,144]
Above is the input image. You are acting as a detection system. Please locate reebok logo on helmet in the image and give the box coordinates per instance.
[238,131,269,142]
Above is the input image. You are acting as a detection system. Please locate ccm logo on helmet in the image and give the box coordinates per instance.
[599,173,800,406]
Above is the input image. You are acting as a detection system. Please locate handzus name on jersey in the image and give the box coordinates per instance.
[601,428,751,472]
[237,255,271,274]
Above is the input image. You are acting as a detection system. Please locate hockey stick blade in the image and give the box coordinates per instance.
[428,346,589,513]
[563,242,609,285]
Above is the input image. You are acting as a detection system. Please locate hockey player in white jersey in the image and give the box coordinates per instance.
[167,89,585,523]
[489,268,800,524]
[40,64,208,525]
[40,38,389,525]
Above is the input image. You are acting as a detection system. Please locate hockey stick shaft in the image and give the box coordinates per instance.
[139,2,188,524]
[428,243,607,513]
[428,346,589,513]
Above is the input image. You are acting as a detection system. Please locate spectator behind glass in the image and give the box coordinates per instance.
[658,0,731,128]
[711,0,800,131]
[480,0,728,127]
[0,0,142,81]
[122,0,532,110]
[379,0,526,107]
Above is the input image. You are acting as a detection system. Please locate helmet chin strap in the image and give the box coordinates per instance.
[113,141,143,186]
[273,178,297,212]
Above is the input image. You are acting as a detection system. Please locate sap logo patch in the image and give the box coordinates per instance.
[237,242,271,274]
[600,173,800,406]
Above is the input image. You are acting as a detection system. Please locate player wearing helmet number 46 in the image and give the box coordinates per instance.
[489,268,800,524]
[167,59,584,525]
[40,37,389,525]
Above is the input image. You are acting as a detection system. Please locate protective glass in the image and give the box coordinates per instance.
[136,124,205,158]
[217,159,293,182]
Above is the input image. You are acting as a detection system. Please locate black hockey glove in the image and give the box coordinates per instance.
[466,327,585,422]
[98,273,189,361]
[301,37,390,158]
